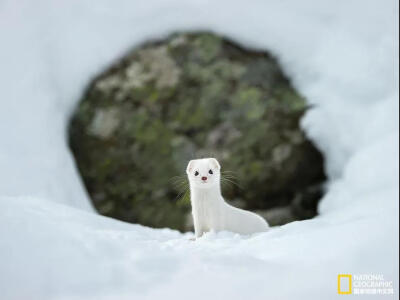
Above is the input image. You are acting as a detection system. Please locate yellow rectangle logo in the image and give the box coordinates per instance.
[338,274,352,295]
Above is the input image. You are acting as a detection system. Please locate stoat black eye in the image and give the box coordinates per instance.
[208,169,213,175]
[194,171,199,176]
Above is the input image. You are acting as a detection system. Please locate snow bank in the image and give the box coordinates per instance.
[0,0,398,299]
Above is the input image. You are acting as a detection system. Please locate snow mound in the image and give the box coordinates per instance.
[0,0,398,299]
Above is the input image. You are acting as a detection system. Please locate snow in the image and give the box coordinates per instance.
[0,0,398,299]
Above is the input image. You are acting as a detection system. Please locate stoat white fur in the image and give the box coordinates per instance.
[186,158,269,238]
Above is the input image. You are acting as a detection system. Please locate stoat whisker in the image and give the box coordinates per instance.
[174,181,189,192]
[221,174,239,183]
[171,178,188,185]
[221,177,239,185]
[170,176,188,186]
[174,186,190,202]
[221,175,238,181]
[169,175,187,184]
[221,177,242,189]
[221,172,238,179]
[221,170,238,175]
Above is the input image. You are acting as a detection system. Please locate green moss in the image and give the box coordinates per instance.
[193,33,222,63]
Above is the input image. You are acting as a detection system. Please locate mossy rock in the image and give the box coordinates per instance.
[69,32,325,230]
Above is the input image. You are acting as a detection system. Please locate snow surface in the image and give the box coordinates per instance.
[0,0,398,299]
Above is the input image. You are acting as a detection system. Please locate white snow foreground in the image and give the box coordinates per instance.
[0,0,398,299]
[0,194,398,300]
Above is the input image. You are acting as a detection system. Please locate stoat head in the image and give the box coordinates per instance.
[186,158,221,189]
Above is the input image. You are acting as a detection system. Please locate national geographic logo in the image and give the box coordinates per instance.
[338,274,394,295]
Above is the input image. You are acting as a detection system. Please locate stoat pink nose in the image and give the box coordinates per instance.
[201,176,207,181]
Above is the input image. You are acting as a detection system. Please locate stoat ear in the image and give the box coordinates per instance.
[209,158,221,170]
[186,160,195,174]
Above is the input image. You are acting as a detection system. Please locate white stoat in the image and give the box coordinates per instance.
[186,158,269,238]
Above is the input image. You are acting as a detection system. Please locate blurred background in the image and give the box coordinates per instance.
[69,32,326,231]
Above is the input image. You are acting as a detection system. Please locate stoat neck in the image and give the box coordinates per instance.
[190,183,222,203]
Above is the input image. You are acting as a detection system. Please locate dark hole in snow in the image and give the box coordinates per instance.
[68,32,326,231]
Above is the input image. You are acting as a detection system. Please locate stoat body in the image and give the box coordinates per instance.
[186,158,269,238]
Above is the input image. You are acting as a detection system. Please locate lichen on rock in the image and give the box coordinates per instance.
[69,32,325,230]
[88,107,121,139]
